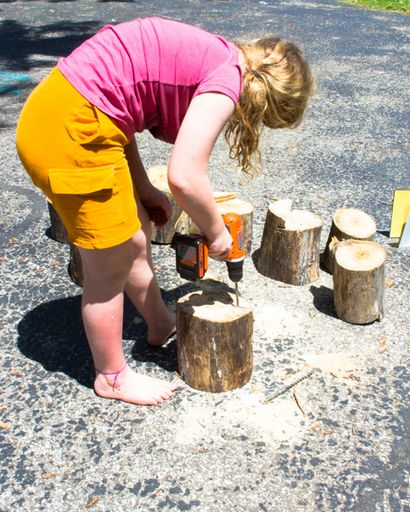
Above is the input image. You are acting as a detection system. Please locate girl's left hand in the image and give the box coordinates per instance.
[139,186,172,227]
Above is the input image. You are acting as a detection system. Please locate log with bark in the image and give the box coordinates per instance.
[176,287,253,392]
[47,200,84,286]
[323,208,376,274]
[333,239,386,324]
[175,191,254,254]
[68,243,84,287]
[257,199,323,285]
[47,200,69,244]
[147,164,183,244]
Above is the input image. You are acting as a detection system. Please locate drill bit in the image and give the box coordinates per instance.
[234,282,239,306]
[263,367,315,403]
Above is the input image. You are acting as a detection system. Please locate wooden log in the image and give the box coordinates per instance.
[47,200,69,244]
[46,200,84,285]
[68,244,84,287]
[257,200,323,285]
[176,288,253,392]
[147,164,183,244]
[333,240,386,324]
[323,208,376,274]
[175,191,254,255]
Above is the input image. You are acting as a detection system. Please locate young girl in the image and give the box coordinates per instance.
[16,17,313,406]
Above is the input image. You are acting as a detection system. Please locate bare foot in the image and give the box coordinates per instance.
[94,365,179,405]
[147,312,176,347]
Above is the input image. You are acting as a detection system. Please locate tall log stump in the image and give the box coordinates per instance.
[176,288,253,392]
[47,200,84,286]
[147,164,183,244]
[323,208,376,274]
[68,244,84,287]
[47,200,69,244]
[257,200,323,285]
[333,240,386,324]
[176,192,254,255]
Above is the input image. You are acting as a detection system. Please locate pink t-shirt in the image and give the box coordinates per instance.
[57,17,242,143]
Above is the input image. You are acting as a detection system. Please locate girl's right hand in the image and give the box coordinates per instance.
[206,228,233,259]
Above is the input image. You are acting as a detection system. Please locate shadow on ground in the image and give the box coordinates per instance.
[309,285,337,318]
[0,18,100,77]
[17,283,195,388]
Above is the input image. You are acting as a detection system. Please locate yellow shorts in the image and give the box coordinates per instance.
[16,68,141,249]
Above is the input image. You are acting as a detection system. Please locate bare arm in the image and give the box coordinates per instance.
[124,137,152,195]
[168,92,235,256]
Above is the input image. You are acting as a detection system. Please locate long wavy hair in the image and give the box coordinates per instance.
[225,37,314,179]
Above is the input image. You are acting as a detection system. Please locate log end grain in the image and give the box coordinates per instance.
[333,208,376,240]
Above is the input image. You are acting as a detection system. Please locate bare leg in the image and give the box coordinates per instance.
[78,241,178,405]
[125,199,176,346]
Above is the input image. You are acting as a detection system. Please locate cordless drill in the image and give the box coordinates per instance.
[171,213,245,305]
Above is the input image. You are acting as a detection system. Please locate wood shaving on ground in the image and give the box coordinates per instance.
[378,338,388,354]
[85,496,100,509]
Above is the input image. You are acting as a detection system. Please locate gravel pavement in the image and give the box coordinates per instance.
[1,1,409,511]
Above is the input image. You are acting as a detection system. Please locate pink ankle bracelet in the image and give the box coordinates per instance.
[95,363,127,390]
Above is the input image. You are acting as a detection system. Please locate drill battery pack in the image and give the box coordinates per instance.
[171,233,209,281]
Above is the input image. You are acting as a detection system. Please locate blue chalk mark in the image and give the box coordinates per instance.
[0,70,30,94]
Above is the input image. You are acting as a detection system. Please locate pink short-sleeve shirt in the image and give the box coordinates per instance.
[57,17,242,143]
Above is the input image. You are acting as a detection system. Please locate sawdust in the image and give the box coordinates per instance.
[253,302,306,338]
[174,391,306,448]
[304,352,356,373]
[304,352,358,383]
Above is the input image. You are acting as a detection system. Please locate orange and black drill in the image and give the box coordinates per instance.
[171,213,245,306]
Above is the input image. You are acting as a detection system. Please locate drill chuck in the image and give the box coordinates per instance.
[225,259,244,283]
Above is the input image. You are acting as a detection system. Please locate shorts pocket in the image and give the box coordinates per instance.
[49,165,115,194]
[49,165,125,229]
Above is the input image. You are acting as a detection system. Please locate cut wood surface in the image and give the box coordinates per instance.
[258,200,323,285]
[176,287,253,392]
[333,239,386,324]
[47,200,69,244]
[147,164,183,244]
[175,191,254,254]
[323,208,376,274]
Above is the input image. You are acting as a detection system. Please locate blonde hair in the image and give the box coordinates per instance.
[225,37,314,179]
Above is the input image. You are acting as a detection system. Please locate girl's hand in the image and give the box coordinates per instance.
[206,228,233,259]
[139,186,172,227]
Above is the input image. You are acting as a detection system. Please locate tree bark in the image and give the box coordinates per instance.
[257,200,323,285]
[323,208,376,274]
[47,200,69,244]
[333,239,386,324]
[176,287,253,392]
[68,243,84,287]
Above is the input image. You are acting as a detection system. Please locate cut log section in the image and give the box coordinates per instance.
[47,199,83,286]
[323,208,376,274]
[333,240,386,324]
[257,200,323,285]
[147,164,183,244]
[47,200,69,244]
[175,191,254,254]
[176,288,253,392]
[68,244,84,287]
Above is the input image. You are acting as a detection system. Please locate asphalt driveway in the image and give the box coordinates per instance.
[0,1,409,510]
